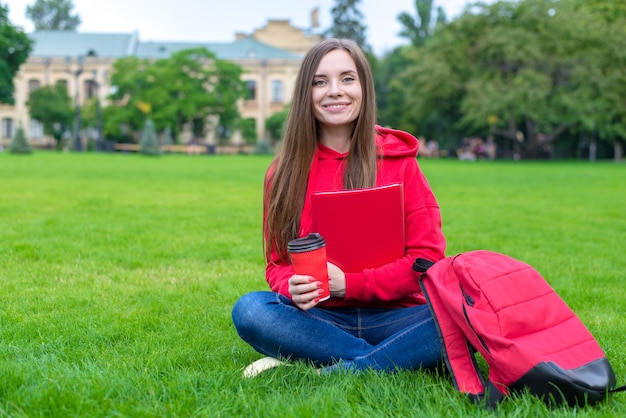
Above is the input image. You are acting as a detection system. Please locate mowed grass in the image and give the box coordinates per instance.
[0,152,624,417]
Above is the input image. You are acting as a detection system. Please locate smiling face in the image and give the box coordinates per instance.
[311,49,363,135]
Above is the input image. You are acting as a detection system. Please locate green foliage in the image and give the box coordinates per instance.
[397,0,447,47]
[376,45,461,151]
[80,97,98,127]
[395,0,626,158]
[8,123,32,154]
[107,48,247,142]
[0,154,624,416]
[212,57,249,137]
[0,4,33,104]
[377,1,456,147]
[376,47,418,130]
[105,57,152,138]
[577,0,626,21]
[101,101,135,143]
[326,0,371,52]
[265,107,288,143]
[27,83,74,146]
[240,118,257,145]
[572,0,626,142]
[25,0,80,31]
[139,119,160,156]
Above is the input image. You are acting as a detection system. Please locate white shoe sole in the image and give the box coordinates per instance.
[242,356,288,378]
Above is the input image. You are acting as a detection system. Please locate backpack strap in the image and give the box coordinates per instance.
[418,258,492,400]
[610,384,626,393]
[470,380,504,409]
[412,258,435,273]
[417,255,505,409]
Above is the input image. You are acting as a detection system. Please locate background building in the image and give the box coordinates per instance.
[0,18,322,148]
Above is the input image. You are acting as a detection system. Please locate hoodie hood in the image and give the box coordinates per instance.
[375,125,419,158]
[316,125,419,161]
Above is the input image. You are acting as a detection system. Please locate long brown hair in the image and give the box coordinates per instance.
[264,38,378,262]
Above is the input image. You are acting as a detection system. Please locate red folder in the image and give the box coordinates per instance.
[310,183,405,273]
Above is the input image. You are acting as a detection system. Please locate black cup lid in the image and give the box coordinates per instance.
[287,232,326,253]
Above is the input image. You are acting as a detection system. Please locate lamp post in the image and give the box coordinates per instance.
[92,70,104,151]
[67,56,84,151]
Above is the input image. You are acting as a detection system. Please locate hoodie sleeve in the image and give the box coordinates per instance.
[266,251,295,298]
[344,157,446,304]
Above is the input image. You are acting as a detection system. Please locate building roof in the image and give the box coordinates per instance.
[136,36,299,60]
[29,31,139,58]
[27,31,298,60]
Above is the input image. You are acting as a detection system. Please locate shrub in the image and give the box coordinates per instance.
[9,124,33,154]
[139,119,161,156]
[161,127,174,146]
[253,139,274,155]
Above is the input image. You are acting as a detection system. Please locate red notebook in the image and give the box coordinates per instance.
[310,183,405,273]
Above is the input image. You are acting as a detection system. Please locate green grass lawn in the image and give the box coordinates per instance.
[0,152,624,417]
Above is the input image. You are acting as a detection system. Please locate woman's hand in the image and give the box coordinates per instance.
[288,274,324,311]
[327,262,346,298]
[288,262,346,310]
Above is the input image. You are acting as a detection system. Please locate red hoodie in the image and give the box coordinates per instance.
[265,126,446,308]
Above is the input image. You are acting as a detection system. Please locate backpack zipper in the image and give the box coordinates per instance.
[460,285,475,306]
[460,285,490,354]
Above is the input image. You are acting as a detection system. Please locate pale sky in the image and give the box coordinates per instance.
[5,0,487,55]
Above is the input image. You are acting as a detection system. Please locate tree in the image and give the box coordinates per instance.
[377,43,462,150]
[239,118,257,145]
[102,57,148,140]
[265,107,288,143]
[375,47,413,129]
[400,0,622,159]
[326,0,371,53]
[27,83,73,149]
[577,0,626,21]
[573,0,626,160]
[397,0,447,47]
[9,123,32,154]
[26,0,80,31]
[108,48,247,143]
[210,55,249,141]
[0,3,33,104]
[376,1,447,141]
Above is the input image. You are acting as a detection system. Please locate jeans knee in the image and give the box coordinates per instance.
[231,291,275,336]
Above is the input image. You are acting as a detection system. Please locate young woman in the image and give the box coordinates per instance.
[232,38,446,375]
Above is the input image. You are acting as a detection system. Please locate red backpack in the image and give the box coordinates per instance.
[413,250,625,407]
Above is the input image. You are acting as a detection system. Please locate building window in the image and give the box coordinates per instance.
[28,79,41,92]
[29,119,44,139]
[246,80,256,101]
[2,118,14,138]
[271,80,283,103]
[84,79,97,99]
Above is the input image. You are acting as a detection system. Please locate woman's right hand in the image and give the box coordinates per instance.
[288,274,324,311]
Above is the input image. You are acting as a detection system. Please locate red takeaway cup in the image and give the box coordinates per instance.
[287,233,330,302]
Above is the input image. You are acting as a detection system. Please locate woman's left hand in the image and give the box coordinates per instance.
[327,262,346,298]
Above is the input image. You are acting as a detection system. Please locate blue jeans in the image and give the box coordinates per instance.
[232,291,442,372]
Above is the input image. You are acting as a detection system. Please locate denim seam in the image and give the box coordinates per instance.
[355,310,429,330]
[352,315,434,364]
